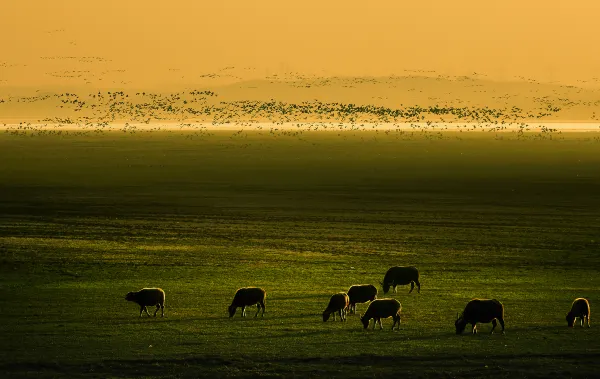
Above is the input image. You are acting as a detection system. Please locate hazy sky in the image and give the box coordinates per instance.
[1,1,599,88]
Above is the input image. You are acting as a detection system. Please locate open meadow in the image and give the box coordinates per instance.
[1,131,600,378]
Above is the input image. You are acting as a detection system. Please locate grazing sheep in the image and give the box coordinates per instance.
[381,266,421,294]
[323,292,350,322]
[360,299,402,330]
[228,287,266,318]
[566,298,591,328]
[125,288,165,317]
[455,299,505,335]
[347,284,378,314]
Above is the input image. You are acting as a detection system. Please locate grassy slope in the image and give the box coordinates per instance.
[1,131,600,378]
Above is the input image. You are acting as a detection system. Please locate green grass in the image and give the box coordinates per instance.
[1,131,600,378]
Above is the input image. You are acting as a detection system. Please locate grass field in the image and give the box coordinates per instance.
[1,131,600,378]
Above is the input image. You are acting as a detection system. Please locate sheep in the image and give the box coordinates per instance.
[455,299,505,335]
[228,287,266,318]
[381,266,421,294]
[125,288,165,317]
[360,299,402,330]
[347,284,378,314]
[323,292,350,322]
[566,298,591,328]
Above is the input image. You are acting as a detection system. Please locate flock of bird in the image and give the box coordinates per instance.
[0,86,570,141]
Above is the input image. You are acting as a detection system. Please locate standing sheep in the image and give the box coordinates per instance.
[360,299,402,330]
[455,299,505,335]
[228,287,266,318]
[125,288,165,317]
[566,298,591,328]
[381,266,421,294]
[347,284,378,314]
[323,292,350,322]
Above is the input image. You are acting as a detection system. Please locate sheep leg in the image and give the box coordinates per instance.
[587,314,591,328]
[581,316,584,327]
[409,282,414,294]
[498,318,505,334]
[153,304,160,317]
[141,306,151,317]
[378,318,383,330]
[260,301,265,317]
[254,303,260,318]
[395,315,402,330]
[490,319,497,334]
[415,279,421,293]
[472,324,477,334]
[241,306,246,317]
[372,319,376,330]
[153,304,164,317]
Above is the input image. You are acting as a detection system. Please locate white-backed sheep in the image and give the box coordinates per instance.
[228,287,266,318]
[347,284,378,314]
[566,298,591,328]
[125,288,165,317]
[360,299,401,330]
[323,292,350,322]
[455,299,504,334]
[381,266,421,294]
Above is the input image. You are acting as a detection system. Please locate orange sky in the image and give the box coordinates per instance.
[1,1,599,88]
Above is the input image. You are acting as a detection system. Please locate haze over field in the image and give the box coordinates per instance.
[2,1,600,86]
[2,1,600,126]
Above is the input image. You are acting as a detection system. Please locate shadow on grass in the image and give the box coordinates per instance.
[225,312,319,321]
[268,294,328,301]
[3,352,599,378]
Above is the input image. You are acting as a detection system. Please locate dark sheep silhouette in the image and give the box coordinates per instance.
[347,284,378,314]
[455,299,505,334]
[125,288,165,317]
[360,299,402,330]
[323,292,349,322]
[228,287,266,318]
[381,266,421,294]
[566,298,591,328]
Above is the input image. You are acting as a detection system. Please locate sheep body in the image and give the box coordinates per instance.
[360,299,402,330]
[382,266,421,294]
[566,298,591,328]
[347,284,378,314]
[323,292,350,322]
[229,287,266,318]
[455,299,504,334]
[125,288,165,317]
